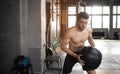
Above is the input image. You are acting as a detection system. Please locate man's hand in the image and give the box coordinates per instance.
[77,54,85,66]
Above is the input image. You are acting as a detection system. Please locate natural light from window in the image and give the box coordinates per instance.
[68,16,76,28]
[113,6,120,28]
[92,6,102,14]
[68,6,110,29]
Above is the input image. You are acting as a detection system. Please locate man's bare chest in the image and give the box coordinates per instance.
[71,31,89,44]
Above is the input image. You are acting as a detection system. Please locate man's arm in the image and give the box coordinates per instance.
[61,37,85,65]
[88,28,95,47]
[88,34,95,47]
[60,30,78,59]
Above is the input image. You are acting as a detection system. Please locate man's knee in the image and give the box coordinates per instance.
[87,70,96,74]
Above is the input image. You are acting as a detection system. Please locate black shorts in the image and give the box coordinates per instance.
[62,53,91,73]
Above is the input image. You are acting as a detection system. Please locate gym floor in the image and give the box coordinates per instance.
[45,39,120,74]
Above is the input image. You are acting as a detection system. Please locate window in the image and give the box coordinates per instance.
[68,5,120,29]
[88,15,92,27]
[103,6,109,28]
[92,16,102,28]
[113,6,117,14]
[68,7,76,28]
[103,16,109,28]
[103,6,109,14]
[113,6,120,28]
[68,7,76,14]
[86,6,92,14]
[118,6,120,14]
[118,16,120,28]
[92,6,102,14]
[68,16,76,28]
[113,15,116,28]
[85,6,110,29]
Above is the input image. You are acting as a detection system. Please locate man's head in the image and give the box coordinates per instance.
[76,12,89,31]
[77,12,89,21]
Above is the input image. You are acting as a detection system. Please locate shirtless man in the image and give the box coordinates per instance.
[60,12,96,74]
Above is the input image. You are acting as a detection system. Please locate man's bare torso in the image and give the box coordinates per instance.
[68,26,91,53]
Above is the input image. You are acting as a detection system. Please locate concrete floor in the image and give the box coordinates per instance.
[44,39,120,74]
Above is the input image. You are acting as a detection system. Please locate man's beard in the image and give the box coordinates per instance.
[78,26,85,31]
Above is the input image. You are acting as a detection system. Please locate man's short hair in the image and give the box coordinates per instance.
[77,12,89,20]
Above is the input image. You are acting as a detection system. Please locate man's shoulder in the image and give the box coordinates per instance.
[69,26,76,29]
[86,26,92,29]
[67,26,76,32]
[65,26,76,36]
[86,27,92,33]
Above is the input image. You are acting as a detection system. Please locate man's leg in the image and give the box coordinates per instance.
[86,70,96,74]
[62,54,77,74]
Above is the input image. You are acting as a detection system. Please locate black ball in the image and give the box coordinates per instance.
[80,46,102,70]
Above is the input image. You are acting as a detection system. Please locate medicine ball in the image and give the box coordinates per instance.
[80,46,102,70]
[14,55,29,69]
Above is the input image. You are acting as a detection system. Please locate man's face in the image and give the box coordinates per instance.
[76,17,88,31]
